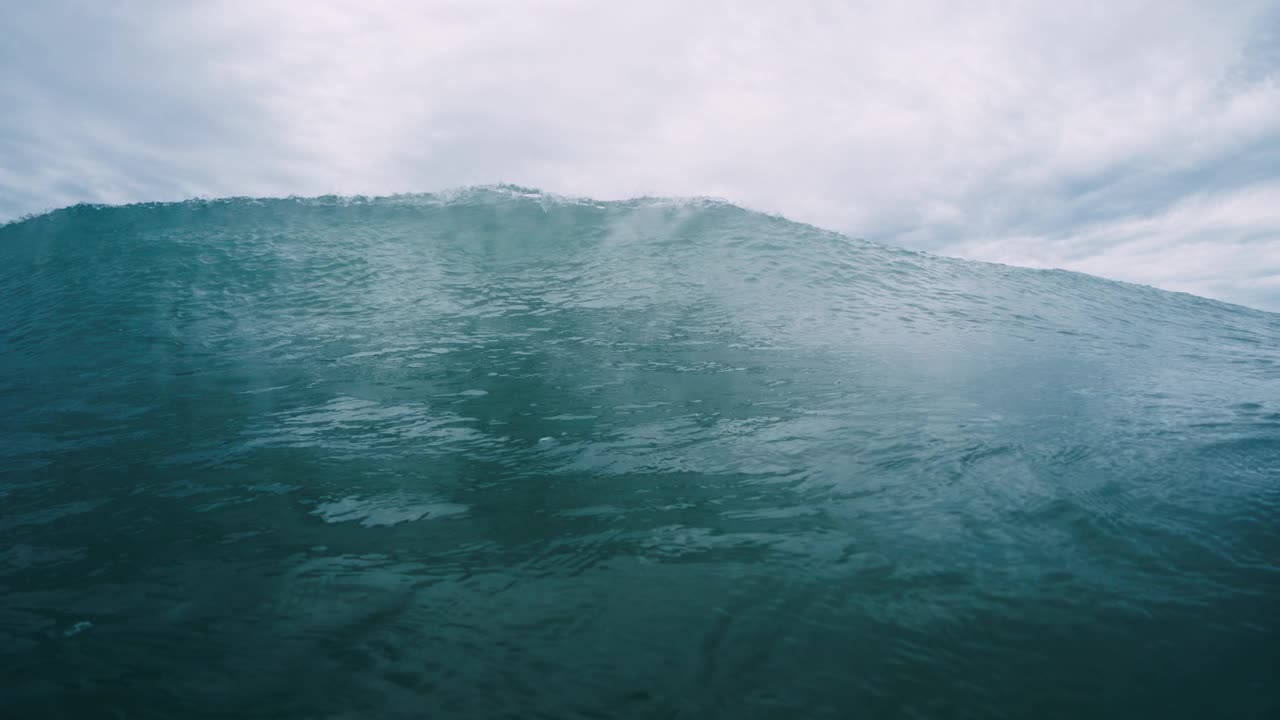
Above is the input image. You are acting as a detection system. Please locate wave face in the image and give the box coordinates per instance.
[2,187,1278,718]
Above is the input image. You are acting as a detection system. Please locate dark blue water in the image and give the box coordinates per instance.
[2,188,1278,718]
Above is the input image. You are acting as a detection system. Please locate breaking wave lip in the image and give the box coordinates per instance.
[1,184,737,228]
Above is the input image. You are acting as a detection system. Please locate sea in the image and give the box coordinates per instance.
[1,187,1278,718]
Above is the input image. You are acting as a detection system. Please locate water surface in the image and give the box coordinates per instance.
[2,188,1278,718]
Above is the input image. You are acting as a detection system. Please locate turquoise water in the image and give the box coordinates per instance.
[1,187,1278,718]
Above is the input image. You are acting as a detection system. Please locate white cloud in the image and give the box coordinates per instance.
[2,0,1278,309]
[950,182,1280,311]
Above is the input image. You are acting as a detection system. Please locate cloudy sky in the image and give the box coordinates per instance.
[3,1,1278,310]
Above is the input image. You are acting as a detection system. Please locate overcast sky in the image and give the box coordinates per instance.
[2,1,1278,310]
